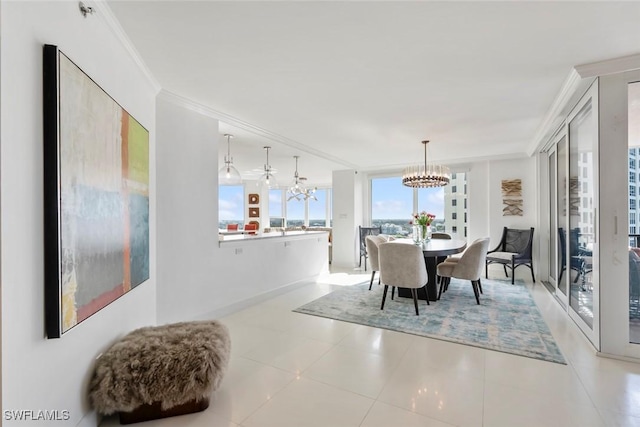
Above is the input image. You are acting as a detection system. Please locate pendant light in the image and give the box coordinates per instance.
[218,134,242,185]
[258,146,278,188]
[402,140,450,188]
[287,155,317,201]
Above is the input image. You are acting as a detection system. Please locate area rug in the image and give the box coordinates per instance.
[293,278,566,364]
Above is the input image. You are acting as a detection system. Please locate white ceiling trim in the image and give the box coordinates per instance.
[575,53,640,78]
[158,89,360,170]
[92,0,161,93]
[526,69,583,157]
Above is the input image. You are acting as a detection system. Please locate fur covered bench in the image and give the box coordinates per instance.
[89,320,231,424]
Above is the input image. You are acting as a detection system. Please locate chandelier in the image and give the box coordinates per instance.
[402,140,450,188]
[258,146,278,188]
[218,134,242,185]
[287,156,317,201]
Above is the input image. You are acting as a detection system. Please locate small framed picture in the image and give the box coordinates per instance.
[248,193,260,205]
[249,207,260,218]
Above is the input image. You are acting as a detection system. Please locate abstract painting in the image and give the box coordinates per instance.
[43,45,149,338]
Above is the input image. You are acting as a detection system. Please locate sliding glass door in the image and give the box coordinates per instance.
[557,135,570,304]
[546,132,570,308]
[542,81,599,348]
[629,81,640,347]
[568,95,597,332]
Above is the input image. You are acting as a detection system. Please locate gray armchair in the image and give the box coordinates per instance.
[485,227,535,284]
[378,242,430,315]
[437,238,490,304]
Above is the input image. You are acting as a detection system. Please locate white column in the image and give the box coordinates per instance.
[332,169,363,268]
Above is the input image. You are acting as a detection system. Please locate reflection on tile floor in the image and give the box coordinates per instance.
[101,267,640,427]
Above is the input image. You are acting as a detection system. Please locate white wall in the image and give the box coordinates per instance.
[156,96,327,323]
[467,161,490,243]
[155,96,219,323]
[483,157,538,280]
[332,169,362,268]
[1,2,158,426]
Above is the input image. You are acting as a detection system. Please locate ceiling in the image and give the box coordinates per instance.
[107,1,640,187]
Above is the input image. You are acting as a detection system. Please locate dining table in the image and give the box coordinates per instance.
[390,237,467,301]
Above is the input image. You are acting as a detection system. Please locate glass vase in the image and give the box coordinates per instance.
[413,225,431,244]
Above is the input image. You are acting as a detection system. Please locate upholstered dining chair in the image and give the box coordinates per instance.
[485,227,535,284]
[359,226,382,272]
[378,242,430,315]
[226,223,239,231]
[437,238,490,304]
[365,235,389,290]
[430,232,452,280]
[431,232,451,240]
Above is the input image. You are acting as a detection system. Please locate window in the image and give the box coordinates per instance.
[632,226,637,235]
[286,196,305,227]
[630,172,636,183]
[269,189,284,227]
[631,158,636,169]
[452,185,457,193]
[218,185,244,229]
[631,212,636,225]
[371,177,414,236]
[371,173,466,236]
[308,189,329,227]
[631,199,637,210]
[464,226,467,237]
[270,188,332,227]
[452,226,457,233]
[464,198,467,209]
[464,212,467,222]
[417,186,445,231]
[631,185,637,197]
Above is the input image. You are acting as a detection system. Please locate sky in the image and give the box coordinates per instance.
[219,176,446,222]
[371,176,445,221]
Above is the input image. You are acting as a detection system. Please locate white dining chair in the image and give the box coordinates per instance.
[365,235,389,290]
[436,238,490,304]
[378,242,430,315]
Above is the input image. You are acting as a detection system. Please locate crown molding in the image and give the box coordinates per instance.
[158,89,360,170]
[526,69,585,157]
[575,53,640,78]
[90,0,161,94]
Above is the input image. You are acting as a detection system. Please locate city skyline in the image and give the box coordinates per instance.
[219,176,449,225]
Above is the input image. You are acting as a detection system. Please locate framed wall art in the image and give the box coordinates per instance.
[249,207,260,218]
[248,193,260,205]
[43,45,150,338]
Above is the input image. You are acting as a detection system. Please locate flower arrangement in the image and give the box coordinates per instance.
[410,211,436,227]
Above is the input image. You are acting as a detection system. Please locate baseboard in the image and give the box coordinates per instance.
[193,276,318,320]
[596,351,640,364]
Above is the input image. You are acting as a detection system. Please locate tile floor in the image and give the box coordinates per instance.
[101,267,640,427]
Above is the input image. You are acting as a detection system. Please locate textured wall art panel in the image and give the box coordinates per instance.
[502,179,523,216]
